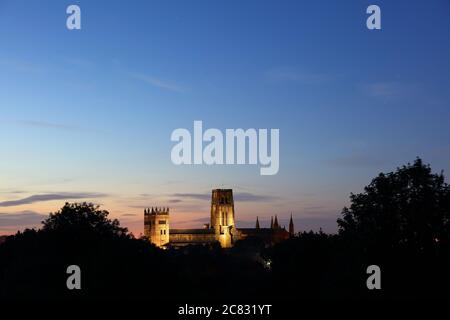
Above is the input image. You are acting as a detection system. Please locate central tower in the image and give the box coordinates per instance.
[210,189,235,247]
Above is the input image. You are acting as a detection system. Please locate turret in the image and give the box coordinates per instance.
[144,206,170,247]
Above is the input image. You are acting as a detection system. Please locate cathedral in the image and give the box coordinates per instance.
[144,189,294,248]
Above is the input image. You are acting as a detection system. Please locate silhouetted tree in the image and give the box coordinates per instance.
[0,202,267,300]
[2,161,450,302]
[338,158,450,253]
[42,202,129,238]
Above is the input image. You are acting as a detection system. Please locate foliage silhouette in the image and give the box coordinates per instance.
[0,158,449,300]
[42,202,129,237]
[338,158,450,253]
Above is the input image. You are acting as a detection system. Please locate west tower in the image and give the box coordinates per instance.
[144,207,170,247]
[210,189,235,247]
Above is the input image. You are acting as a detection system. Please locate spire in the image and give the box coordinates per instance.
[256,216,260,229]
[270,216,273,229]
[289,213,294,236]
[274,215,279,229]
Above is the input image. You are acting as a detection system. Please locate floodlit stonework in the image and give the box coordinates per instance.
[144,207,170,247]
[144,189,294,248]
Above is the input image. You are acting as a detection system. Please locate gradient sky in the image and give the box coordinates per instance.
[1,0,450,235]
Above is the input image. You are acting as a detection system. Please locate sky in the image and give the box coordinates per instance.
[1,0,450,235]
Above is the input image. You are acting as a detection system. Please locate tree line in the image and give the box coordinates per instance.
[0,158,449,300]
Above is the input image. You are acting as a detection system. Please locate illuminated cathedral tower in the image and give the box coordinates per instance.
[144,207,170,247]
[143,188,291,248]
[210,189,235,248]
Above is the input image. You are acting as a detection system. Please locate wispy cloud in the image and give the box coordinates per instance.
[130,72,186,93]
[0,192,107,207]
[121,213,137,217]
[235,192,279,202]
[0,210,47,227]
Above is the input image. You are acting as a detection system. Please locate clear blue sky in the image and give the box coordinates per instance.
[1,0,450,235]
